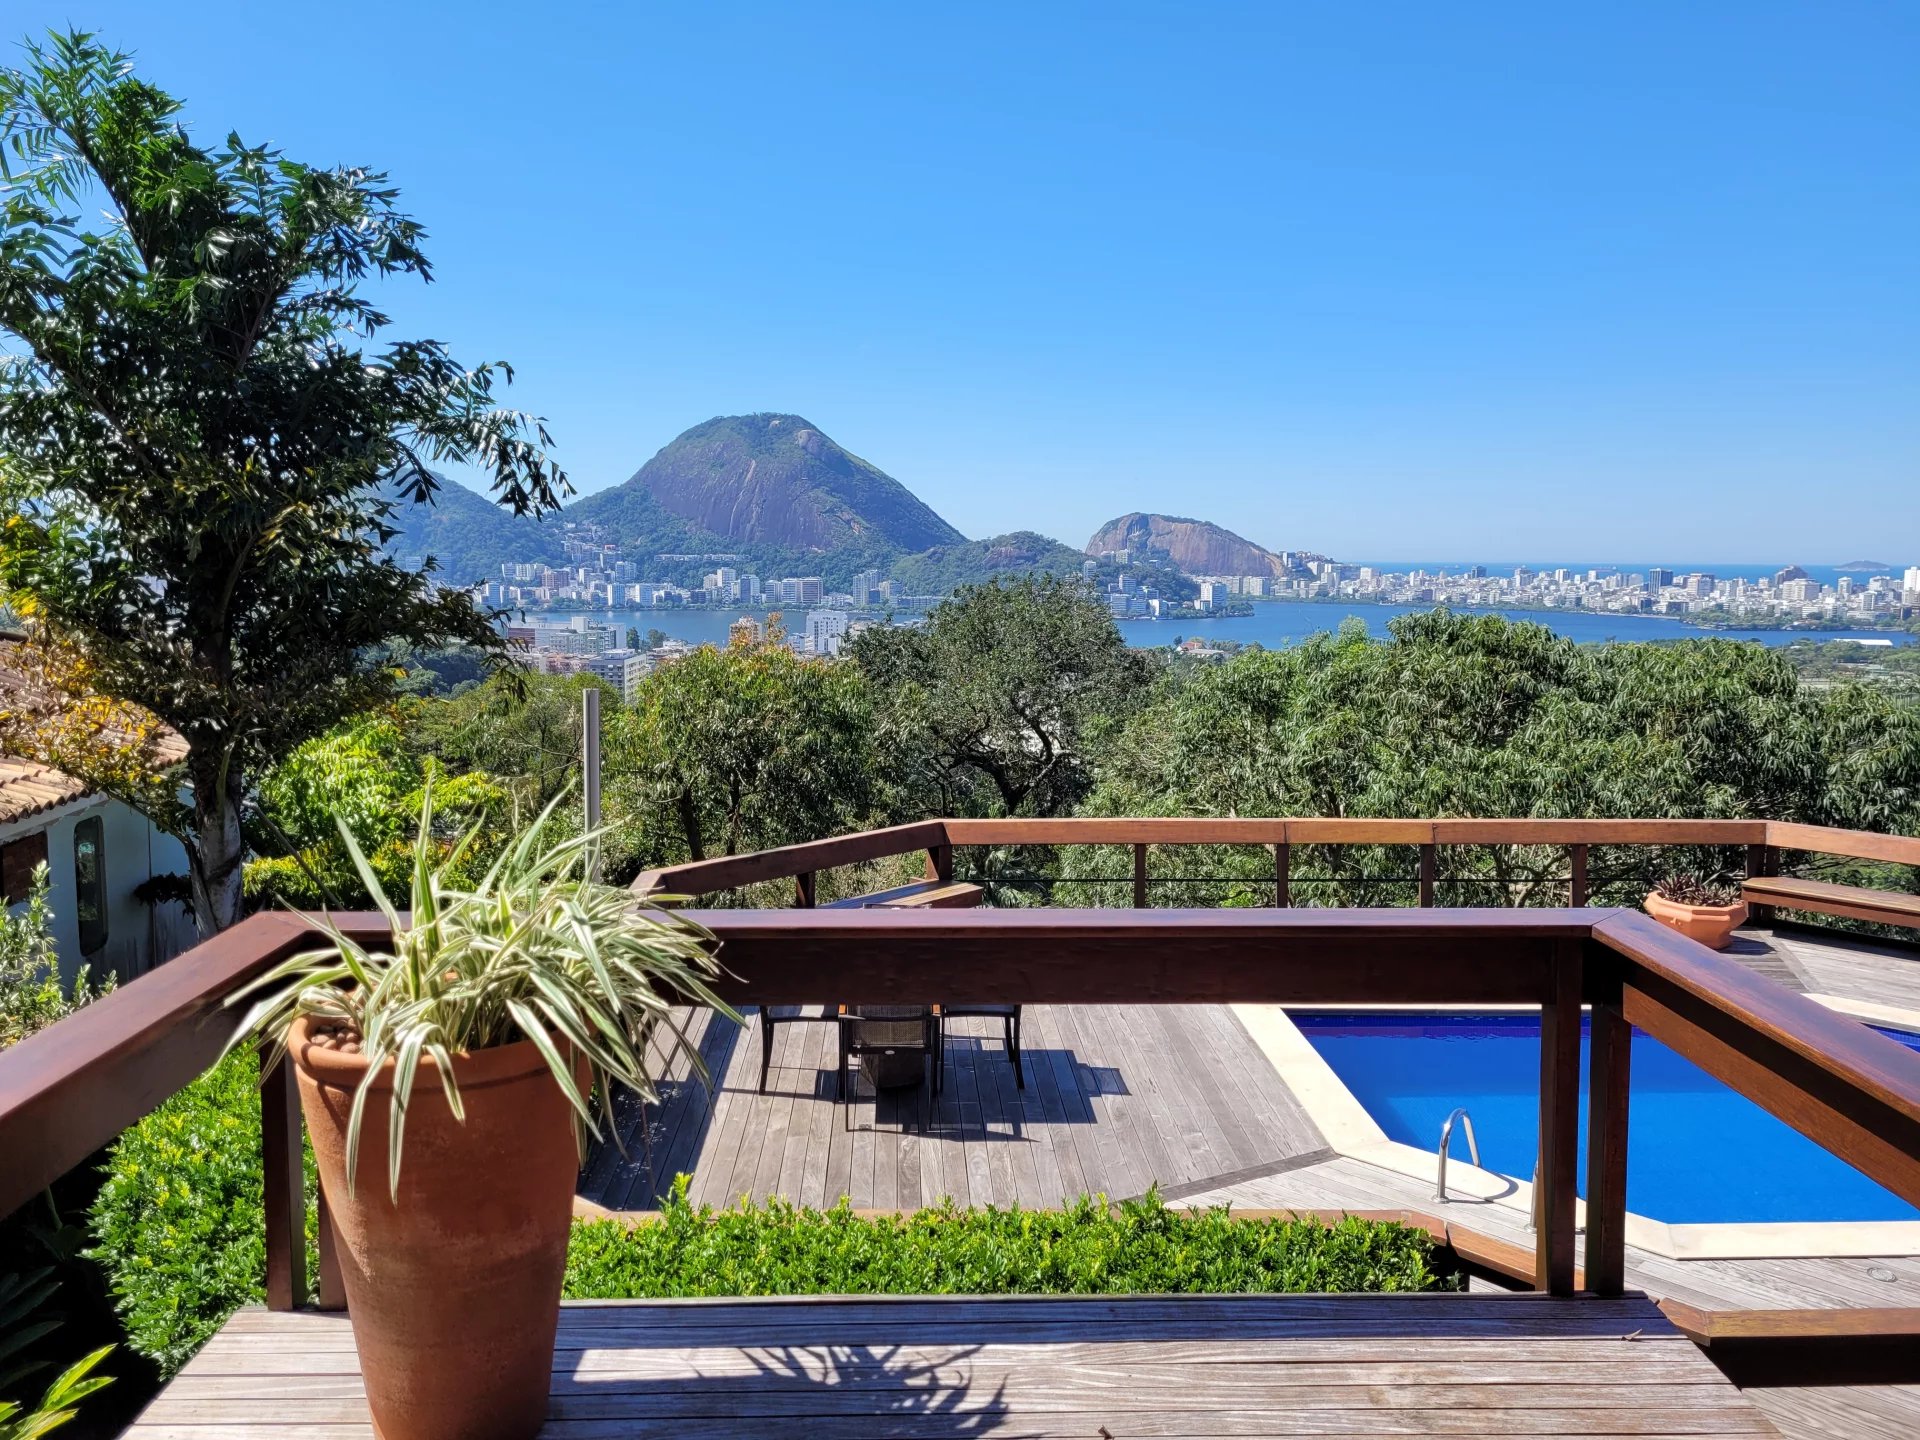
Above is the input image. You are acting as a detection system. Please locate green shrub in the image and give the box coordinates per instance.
[84,1142,1446,1377]
[86,1051,315,1376]
[565,1177,1451,1299]
[0,864,111,1050]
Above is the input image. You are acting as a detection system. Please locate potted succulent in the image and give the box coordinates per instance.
[1644,871,1748,950]
[228,800,730,1440]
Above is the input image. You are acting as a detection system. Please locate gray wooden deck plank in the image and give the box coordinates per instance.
[1062,1003,1152,1201]
[133,1297,1779,1437]
[1104,1001,1209,1190]
[1204,1002,1328,1166]
[963,1015,1043,1208]
[1744,1383,1920,1440]
[1029,1003,1097,1203]
[773,1018,827,1203]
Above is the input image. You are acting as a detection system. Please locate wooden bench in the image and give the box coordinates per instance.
[825,880,985,909]
[1742,874,1920,930]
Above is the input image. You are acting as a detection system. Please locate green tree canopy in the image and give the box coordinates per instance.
[1079,612,1920,906]
[620,640,877,865]
[850,575,1151,818]
[0,33,565,933]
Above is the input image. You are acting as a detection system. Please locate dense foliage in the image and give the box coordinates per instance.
[86,1051,312,1377]
[884,531,1085,596]
[852,575,1152,819]
[565,1179,1447,1299]
[246,708,509,908]
[621,637,877,862]
[1067,612,1920,905]
[0,33,563,933]
[0,865,108,1050]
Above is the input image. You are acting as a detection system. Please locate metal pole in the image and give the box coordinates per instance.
[583,685,602,879]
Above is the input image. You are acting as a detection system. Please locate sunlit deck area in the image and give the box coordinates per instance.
[136,1293,1778,1439]
[579,1001,1323,1213]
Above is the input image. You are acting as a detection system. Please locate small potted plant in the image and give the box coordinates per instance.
[1644,871,1748,949]
[228,799,730,1440]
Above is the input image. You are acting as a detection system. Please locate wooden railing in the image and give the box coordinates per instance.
[1,817,1916,1326]
[633,815,1920,911]
[679,903,1920,1297]
[0,911,387,1311]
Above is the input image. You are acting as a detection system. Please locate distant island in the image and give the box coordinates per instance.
[1838,560,1895,572]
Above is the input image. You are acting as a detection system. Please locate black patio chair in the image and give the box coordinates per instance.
[836,1004,941,1126]
[938,1003,1024,1089]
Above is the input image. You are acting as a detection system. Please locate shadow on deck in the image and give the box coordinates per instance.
[133,1293,1780,1438]
[578,1004,1325,1213]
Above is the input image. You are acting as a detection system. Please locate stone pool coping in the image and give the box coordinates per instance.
[1236,1001,1920,1262]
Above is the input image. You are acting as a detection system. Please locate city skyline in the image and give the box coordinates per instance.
[51,1,1920,560]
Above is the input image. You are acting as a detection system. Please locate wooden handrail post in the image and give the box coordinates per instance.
[1746,842,1778,926]
[794,871,817,908]
[1273,843,1290,908]
[260,1043,306,1311]
[1418,844,1436,907]
[1584,958,1631,1297]
[925,843,954,883]
[1569,844,1589,907]
[1535,943,1582,1296]
[1131,844,1147,908]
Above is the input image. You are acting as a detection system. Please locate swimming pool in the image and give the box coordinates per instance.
[1294,1011,1920,1225]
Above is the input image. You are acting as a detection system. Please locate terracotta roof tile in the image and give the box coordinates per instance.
[0,756,92,825]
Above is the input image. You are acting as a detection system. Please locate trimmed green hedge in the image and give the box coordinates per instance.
[565,1177,1452,1299]
[89,1120,1447,1378]
[87,1051,316,1376]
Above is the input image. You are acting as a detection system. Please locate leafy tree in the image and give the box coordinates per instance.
[0,33,564,934]
[621,640,876,863]
[1079,611,1920,906]
[407,670,613,817]
[246,710,504,909]
[850,575,1150,818]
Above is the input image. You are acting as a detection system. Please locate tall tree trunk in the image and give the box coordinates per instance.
[188,750,246,936]
[676,785,706,862]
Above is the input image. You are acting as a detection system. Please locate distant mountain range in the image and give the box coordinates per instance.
[384,412,1313,592]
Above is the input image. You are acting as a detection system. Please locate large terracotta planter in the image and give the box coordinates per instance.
[291,1016,582,1440]
[1643,891,1748,950]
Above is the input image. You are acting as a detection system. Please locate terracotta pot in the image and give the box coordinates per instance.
[1643,891,1748,950]
[291,1016,582,1440]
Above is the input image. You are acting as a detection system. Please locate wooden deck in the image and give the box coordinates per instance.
[133,1293,1779,1438]
[579,1004,1324,1212]
[1183,1151,1920,1314]
[1736,921,1920,1015]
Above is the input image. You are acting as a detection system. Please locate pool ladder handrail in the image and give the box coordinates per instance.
[1434,1107,1481,1202]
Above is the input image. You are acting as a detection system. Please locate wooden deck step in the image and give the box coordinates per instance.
[824,880,985,909]
[132,1292,1780,1437]
[1743,876,1920,930]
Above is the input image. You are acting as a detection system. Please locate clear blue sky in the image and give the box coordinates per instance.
[30,2,1920,563]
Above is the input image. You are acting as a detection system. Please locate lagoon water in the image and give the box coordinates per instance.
[566,602,1910,652]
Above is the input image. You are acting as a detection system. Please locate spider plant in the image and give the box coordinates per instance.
[227,792,735,1198]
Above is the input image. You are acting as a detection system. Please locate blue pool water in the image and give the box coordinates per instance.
[1295,1012,1920,1225]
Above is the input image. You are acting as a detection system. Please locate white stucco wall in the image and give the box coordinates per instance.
[1,794,191,984]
